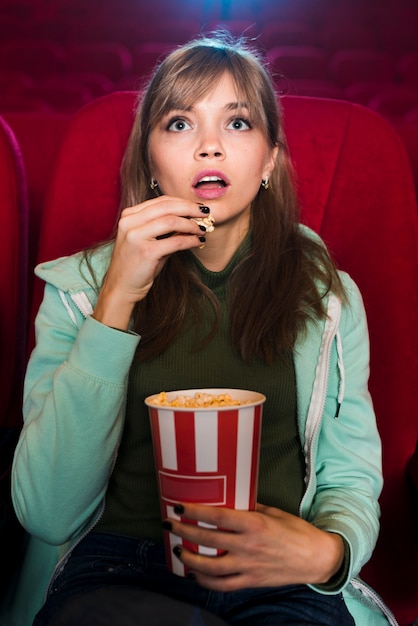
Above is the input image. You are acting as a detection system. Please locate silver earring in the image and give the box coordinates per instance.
[261,177,269,190]
[150,178,158,190]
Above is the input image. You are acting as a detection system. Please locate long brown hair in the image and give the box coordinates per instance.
[87,32,345,364]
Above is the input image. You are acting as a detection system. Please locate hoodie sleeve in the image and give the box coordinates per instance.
[308,274,383,593]
[12,282,140,545]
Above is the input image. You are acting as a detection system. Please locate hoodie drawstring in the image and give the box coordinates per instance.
[335,329,345,418]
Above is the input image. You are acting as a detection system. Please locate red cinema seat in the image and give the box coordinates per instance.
[0,94,53,114]
[344,81,394,107]
[275,78,345,100]
[329,50,396,88]
[0,114,28,594]
[398,52,418,89]
[30,92,418,626]
[378,21,418,56]
[392,118,418,200]
[367,85,418,122]
[0,70,34,95]
[0,114,28,431]
[261,21,317,50]
[131,42,176,79]
[317,23,379,54]
[0,39,65,79]
[25,78,94,114]
[64,42,133,83]
[266,46,329,81]
[2,110,70,300]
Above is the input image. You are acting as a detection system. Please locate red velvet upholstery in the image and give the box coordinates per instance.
[393,119,418,200]
[398,52,418,89]
[0,115,28,429]
[0,38,65,79]
[265,46,329,81]
[131,43,176,79]
[31,92,418,625]
[367,85,418,121]
[329,50,396,88]
[64,42,133,82]
[2,111,70,301]
[261,21,317,49]
[317,23,379,53]
[24,78,94,114]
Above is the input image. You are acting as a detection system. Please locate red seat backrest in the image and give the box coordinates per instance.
[0,38,65,79]
[32,92,418,626]
[0,115,28,430]
[2,111,71,309]
[64,43,133,82]
[398,51,418,89]
[266,45,329,81]
[367,85,418,121]
[329,50,396,88]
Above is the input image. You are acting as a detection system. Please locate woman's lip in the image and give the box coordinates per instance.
[193,185,228,200]
[192,170,230,187]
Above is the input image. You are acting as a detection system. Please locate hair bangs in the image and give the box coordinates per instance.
[147,42,274,142]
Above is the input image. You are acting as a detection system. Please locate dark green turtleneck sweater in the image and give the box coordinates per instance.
[96,238,306,540]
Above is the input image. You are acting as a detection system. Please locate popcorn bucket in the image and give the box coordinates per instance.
[145,388,265,576]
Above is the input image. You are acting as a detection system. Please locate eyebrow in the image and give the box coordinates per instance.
[168,101,249,114]
[225,102,249,111]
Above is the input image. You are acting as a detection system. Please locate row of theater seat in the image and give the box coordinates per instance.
[1,91,418,625]
[0,92,418,207]
[1,0,417,121]
[1,40,418,120]
[1,97,418,229]
[2,36,416,82]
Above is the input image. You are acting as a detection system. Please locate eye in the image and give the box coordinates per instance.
[227,117,252,131]
[166,117,191,132]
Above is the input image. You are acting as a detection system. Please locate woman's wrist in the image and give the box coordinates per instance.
[92,285,135,331]
[314,531,345,584]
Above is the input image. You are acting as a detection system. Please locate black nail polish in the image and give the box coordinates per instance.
[199,236,206,243]
[186,572,196,581]
[173,545,182,558]
[199,205,210,214]
[174,503,185,515]
[162,520,172,531]
[198,224,207,232]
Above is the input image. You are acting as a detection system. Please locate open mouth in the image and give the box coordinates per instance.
[194,176,227,189]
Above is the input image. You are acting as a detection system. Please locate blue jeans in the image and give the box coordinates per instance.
[34,531,355,626]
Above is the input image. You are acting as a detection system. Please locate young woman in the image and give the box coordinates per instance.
[5,33,393,626]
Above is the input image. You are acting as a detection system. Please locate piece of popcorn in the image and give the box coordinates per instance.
[191,214,215,233]
[149,391,249,408]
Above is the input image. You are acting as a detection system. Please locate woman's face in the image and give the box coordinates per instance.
[149,72,278,234]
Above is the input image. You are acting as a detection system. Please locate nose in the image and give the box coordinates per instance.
[194,127,225,160]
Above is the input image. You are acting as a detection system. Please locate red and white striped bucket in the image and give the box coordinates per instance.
[145,388,265,576]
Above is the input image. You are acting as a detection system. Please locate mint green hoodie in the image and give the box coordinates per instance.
[1,237,398,626]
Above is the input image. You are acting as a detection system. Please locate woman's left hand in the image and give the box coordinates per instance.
[165,502,345,592]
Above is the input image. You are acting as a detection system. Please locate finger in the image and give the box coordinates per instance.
[172,503,250,533]
[114,221,206,261]
[255,502,285,518]
[193,571,248,593]
[118,211,206,240]
[152,216,207,240]
[176,545,240,580]
[122,197,211,220]
[169,521,236,554]
[176,548,250,592]
[157,232,207,253]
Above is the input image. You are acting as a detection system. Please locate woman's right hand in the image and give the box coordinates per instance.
[92,196,210,329]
